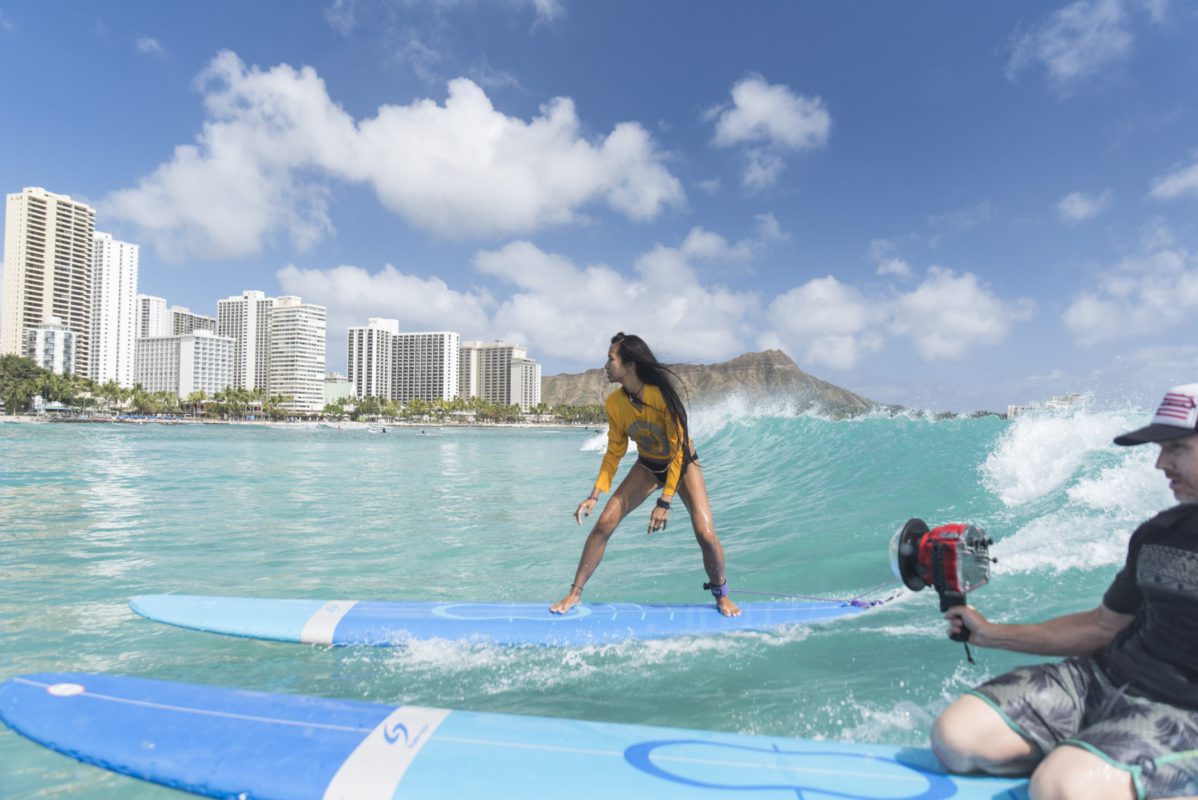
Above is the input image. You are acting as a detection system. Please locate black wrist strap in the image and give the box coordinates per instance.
[655,497,671,510]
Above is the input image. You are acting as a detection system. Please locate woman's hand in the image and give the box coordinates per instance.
[647,505,669,534]
[575,496,598,525]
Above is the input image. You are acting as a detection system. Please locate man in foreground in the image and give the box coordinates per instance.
[932,383,1198,800]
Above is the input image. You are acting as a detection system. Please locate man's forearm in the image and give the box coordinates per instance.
[979,608,1118,657]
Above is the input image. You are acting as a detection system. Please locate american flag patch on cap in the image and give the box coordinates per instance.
[1153,389,1198,429]
[1114,383,1198,445]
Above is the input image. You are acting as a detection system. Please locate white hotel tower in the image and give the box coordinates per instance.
[1,187,96,377]
[216,290,276,392]
[91,232,139,387]
[392,331,460,404]
[134,330,235,400]
[460,340,541,411]
[347,317,397,399]
[137,294,171,338]
[268,296,326,413]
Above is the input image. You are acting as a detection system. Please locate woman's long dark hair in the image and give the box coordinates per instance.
[611,332,689,450]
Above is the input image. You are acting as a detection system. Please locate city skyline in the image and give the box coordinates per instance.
[1,3,1197,411]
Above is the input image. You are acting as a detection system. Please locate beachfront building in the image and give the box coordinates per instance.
[91,232,139,387]
[133,330,234,399]
[347,317,397,399]
[23,316,77,375]
[392,332,459,404]
[267,296,326,413]
[137,294,171,338]
[216,290,276,392]
[1006,393,1083,419]
[323,373,354,407]
[2,187,96,378]
[460,340,541,411]
[511,356,542,413]
[170,306,216,336]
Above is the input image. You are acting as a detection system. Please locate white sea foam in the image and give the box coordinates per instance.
[580,430,637,453]
[981,408,1144,507]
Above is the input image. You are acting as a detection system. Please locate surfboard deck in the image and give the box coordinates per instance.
[129,594,872,646]
[0,672,1028,800]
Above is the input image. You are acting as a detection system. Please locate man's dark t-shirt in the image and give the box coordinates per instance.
[1101,503,1198,710]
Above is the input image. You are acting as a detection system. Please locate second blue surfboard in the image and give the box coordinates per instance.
[129,594,871,646]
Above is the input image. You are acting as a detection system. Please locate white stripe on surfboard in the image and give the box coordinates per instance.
[322,705,450,799]
[300,601,358,644]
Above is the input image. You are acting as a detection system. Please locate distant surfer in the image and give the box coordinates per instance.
[551,333,740,617]
[932,383,1198,799]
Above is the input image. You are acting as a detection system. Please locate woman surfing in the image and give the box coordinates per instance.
[550,333,740,617]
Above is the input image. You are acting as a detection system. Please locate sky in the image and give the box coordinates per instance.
[2,0,1197,412]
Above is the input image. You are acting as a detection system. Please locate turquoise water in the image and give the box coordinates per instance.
[0,402,1171,797]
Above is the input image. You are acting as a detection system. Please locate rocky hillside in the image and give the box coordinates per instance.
[541,350,880,417]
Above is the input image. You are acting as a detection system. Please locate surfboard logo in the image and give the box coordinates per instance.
[47,683,85,697]
[383,720,429,749]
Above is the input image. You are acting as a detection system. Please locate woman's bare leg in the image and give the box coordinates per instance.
[677,463,740,616]
[550,467,660,613]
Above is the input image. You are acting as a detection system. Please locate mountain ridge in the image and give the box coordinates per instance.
[541,349,881,417]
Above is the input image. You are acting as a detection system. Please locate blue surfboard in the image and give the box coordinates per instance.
[0,672,1028,799]
[130,594,873,646]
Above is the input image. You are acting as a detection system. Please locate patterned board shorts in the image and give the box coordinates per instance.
[970,656,1198,800]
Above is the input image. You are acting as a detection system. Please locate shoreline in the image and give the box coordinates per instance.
[0,415,603,430]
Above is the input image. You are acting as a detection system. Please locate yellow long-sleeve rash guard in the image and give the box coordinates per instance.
[594,385,689,499]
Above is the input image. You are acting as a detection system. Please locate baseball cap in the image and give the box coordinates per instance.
[1114,383,1198,446]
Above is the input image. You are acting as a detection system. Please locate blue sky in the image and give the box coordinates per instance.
[2,0,1197,411]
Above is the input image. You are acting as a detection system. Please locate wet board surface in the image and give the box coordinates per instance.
[130,594,874,646]
[0,672,1029,800]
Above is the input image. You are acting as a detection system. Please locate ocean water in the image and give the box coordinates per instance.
[0,400,1172,797]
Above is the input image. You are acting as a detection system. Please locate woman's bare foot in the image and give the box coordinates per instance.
[550,588,582,614]
[717,596,741,617]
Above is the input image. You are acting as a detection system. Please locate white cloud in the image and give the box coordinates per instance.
[277,262,492,368]
[1141,0,1170,25]
[1063,248,1198,344]
[102,52,684,261]
[1007,0,1133,92]
[1057,189,1113,222]
[765,267,1033,368]
[135,37,165,56]
[766,276,883,369]
[475,239,762,364]
[892,268,1035,360]
[1149,160,1198,201]
[696,178,721,194]
[870,239,912,277]
[709,75,830,190]
[528,0,565,25]
[928,201,996,232]
[324,0,356,36]
[1139,217,1175,250]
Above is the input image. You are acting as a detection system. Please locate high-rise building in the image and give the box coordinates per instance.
[392,331,459,404]
[511,356,542,412]
[23,316,76,375]
[267,296,326,413]
[137,294,170,338]
[170,306,216,335]
[347,317,397,399]
[91,232,139,387]
[216,290,276,391]
[459,340,540,410]
[134,330,234,400]
[2,188,96,377]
